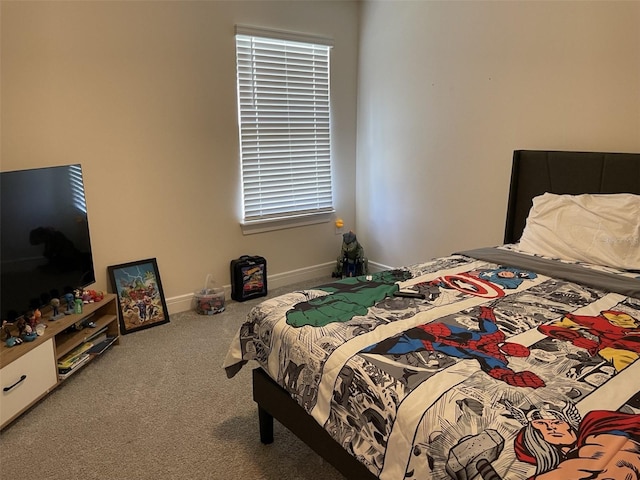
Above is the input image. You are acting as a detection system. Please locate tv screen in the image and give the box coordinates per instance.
[1,164,96,320]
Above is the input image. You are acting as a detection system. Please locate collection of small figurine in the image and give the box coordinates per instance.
[0,289,105,347]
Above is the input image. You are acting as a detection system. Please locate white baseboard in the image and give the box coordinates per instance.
[166,261,336,314]
[166,293,198,315]
[369,260,394,272]
[267,261,335,288]
[166,260,396,315]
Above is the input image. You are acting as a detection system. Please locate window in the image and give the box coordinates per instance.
[235,26,334,229]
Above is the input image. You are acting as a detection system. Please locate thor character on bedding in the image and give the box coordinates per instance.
[508,401,640,480]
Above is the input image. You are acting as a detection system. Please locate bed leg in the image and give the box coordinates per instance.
[257,405,274,444]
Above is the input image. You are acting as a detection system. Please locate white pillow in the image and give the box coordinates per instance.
[518,193,640,270]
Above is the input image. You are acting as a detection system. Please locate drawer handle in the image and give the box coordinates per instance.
[3,374,27,392]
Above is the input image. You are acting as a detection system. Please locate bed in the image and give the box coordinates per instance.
[224,150,640,480]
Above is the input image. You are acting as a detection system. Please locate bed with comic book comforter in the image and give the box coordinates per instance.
[224,150,640,480]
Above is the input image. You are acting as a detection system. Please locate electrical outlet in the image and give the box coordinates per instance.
[335,225,345,235]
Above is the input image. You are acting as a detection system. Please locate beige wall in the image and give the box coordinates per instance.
[1,0,360,312]
[4,0,640,313]
[356,0,640,268]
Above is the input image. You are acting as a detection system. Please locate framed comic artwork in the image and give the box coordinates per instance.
[107,258,169,334]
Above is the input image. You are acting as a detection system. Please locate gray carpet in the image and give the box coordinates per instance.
[0,278,346,480]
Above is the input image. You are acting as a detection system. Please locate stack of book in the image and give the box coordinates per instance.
[57,343,93,379]
[57,327,117,379]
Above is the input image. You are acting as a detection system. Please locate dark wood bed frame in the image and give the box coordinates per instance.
[253,149,640,479]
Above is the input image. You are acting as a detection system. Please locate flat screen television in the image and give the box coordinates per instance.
[1,164,96,320]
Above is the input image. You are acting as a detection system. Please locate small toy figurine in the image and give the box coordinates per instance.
[5,337,22,347]
[15,318,27,336]
[50,298,64,320]
[1,320,12,341]
[333,230,369,278]
[1,320,23,347]
[25,309,42,329]
[63,292,75,314]
[74,290,83,314]
[35,323,47,336]
[82,290,92,304]
[83,289,104,303]
[21,324,37,342]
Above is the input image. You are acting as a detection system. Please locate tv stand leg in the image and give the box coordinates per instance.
[257,405,274,444]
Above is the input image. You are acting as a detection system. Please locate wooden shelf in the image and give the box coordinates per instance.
[0,294,120,429]
[55,313,118,359]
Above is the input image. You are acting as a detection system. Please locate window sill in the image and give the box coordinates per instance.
[241,211,334,235]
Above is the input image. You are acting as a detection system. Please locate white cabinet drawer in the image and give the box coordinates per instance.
[0,339,57,426]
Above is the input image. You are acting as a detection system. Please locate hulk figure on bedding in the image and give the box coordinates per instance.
[286,269,411,328]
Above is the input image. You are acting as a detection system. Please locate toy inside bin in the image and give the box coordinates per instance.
[194,288,225,315]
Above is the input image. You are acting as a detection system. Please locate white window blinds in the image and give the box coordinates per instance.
[235,27,334,223]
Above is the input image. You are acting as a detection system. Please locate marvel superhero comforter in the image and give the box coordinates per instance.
[224,247,640,480]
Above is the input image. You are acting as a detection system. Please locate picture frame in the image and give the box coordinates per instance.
[107,258,169,335]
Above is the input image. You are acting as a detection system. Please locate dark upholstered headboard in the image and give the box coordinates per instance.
[504,150,640,244]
